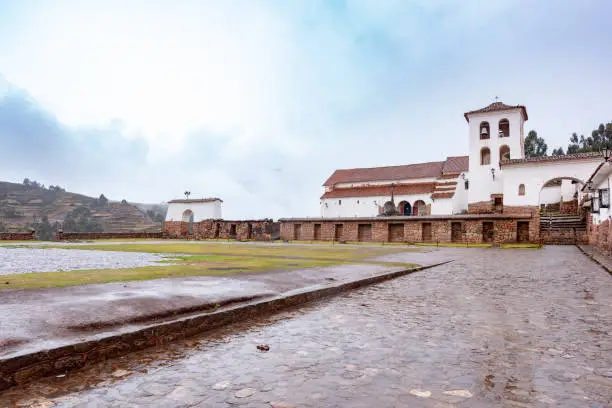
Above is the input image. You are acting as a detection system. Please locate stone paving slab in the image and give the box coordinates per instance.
[577,244,612,274]
[1,246,610,407]
[0,247,452,359]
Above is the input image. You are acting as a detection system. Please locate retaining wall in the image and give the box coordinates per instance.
[280,207,540,244]
[164,219,279,241]
[56,231,164,241]
[0,232,35,241]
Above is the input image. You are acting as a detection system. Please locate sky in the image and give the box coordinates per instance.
[0,0,611,218]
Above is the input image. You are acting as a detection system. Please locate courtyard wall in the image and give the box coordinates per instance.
[279,211,539,244]
[164,219,279,241]
[0,231,36,241]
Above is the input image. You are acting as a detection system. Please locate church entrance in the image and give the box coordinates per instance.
[181,210,194,235]
[399,201,411,216]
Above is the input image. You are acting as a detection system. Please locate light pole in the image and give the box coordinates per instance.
[602,146,612,211]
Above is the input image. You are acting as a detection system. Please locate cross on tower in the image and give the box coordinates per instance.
[494,96,500,102]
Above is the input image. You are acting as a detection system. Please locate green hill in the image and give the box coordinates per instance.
[0,180,164,234]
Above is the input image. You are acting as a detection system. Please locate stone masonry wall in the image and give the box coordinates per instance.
[279,215,539,244]
[0,231,36,241]
[165,220,279,241]
[56,231,164,241]
[587,216,612,254]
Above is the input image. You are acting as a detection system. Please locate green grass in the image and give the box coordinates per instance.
[1,242,419,290]
[500,243,542,249]
[45,242,412,261]
[413,242,493,248]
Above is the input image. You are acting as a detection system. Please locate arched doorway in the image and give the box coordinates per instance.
[413,200,426,216]
[182,209,194,234]
[398,201,411,216]
[499,145,510,161]
[538,177,584,215]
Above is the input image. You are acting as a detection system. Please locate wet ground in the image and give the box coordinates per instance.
[0,247,167,275]
[2,246,612,407]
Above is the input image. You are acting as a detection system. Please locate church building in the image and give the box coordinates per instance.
[321,101,603,218]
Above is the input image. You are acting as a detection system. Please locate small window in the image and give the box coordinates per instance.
[599,189,609,208]
[499,145,510,161]
[357,200,359,204]
[464,180,469,190]
[339,200,342,205]
[518,184,525,196]
[480,147,491,165]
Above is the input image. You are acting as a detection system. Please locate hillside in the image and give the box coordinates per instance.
[0,181,163,233]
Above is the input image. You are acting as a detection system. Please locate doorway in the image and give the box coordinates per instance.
[482,222,494,243]
[517,222,530,243]
[451,222,462,243]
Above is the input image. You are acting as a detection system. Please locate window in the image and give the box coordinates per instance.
[357,200,359,204]
[465,180,469,190]
[599,189,609,208]
[338,200,342,205]
[498,119,510,137]
[499,145,510,161]
[593,196,600,213]
[479,121,490,140]
[480,147,491,165]
[518,184,525,196]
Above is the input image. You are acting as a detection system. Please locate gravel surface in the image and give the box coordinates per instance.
[0,247,167,275]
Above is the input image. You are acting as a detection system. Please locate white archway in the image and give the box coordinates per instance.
[502,155,601,207]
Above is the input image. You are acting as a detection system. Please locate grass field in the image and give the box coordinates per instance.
[46,242,416,261]
[2,242,419,290]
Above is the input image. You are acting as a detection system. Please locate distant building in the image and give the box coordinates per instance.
[165,198,223,233]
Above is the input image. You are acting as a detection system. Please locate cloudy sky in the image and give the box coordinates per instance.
[0,0,611,218]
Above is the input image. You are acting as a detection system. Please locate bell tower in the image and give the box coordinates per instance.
[464,100,528,204]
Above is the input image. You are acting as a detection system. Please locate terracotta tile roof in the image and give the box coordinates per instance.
[320,183,435,199]
[442,156,469,174]
[323,156,467,187]
[168,198,223,204]
[464,101,528,122]
[431,192,455,199]
[501,151,602,167]
[322,162,444,186]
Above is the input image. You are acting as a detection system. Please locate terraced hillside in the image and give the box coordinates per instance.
[0,181,162,232]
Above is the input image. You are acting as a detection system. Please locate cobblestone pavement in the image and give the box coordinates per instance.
[2,246,612,407]
[0,247,167,275]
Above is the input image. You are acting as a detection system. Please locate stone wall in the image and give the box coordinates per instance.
[560,199,578,214]
[587,216,612,253]
[279,213,539,244]
[164,219,279,241]
[0,231,35,241]
[56,231,164,241]
[541,228,588,245]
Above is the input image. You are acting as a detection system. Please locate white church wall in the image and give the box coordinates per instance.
[320,194,432,218]
[539,186,562,204]
[431,198,453,215]
[165,201,222,222]
[502,158,600,207]
[452,174,469,213]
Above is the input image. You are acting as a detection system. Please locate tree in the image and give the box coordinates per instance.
[63,207,103,232]
[566,122,612,154]
[35,216,55,241]
[524,130,548,157]
[551,147,565,156]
